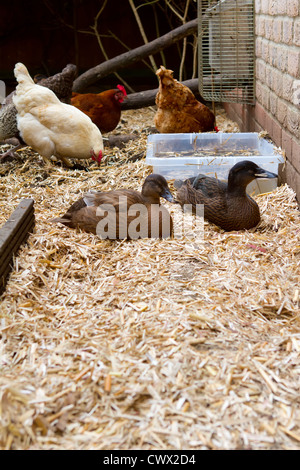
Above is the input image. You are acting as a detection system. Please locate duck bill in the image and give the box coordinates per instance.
[161,188,174,202]
[254,168,278,179]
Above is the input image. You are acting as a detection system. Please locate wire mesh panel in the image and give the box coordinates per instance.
[198,0,255,105]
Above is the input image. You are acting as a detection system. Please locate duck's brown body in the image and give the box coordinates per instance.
[175,161,277,231]
[52,174,174,239]
[176,176,260,231]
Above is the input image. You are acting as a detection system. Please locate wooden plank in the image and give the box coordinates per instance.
[0,220,35,294]
[0,200,34,256]
[0,207,34,274]
[0,199,35,295]
[0,207,34,270]
[0,217,35,279]
[121,75,241,110]
[121,78,203,110]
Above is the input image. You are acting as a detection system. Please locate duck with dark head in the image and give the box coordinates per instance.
[52,174,174,239]
[175,160,277,231]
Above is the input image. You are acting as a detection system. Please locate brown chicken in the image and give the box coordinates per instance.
[71,85,127,133]
[154,66,217,134]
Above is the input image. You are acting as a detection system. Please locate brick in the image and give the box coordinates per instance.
[277,99,288,126]
[228,101,243,117]
[277,0,287,15]
[294,19,300,47]
[282,129,293,158]
[254,121,264,133]
[245,107,257,132]
[272,69,283,97]
[269,0,277,15]
[255,81,264,104]
[282,74,294,101]
[269,91,278,116]
[261,0,269,14]
[276,46,288,73]
[255,20,260,37]
[234,114,244,132]
[222,103,244,131]
[262,85,270,110]
[288,49,300,78]
[282,19,294,45]
[264,112,274,136]
[265,18,273,40]
[287,107,300,139]
[285,160,297,192]
[269,43,277,68]
[294,170,300,204]
[272,18,282,43]
[255,38,262,58]
[278,160,286,186]
[259,17,266,37]
[256,60,266,82]
[261,39,270,62]
[254,102,267,129]
[256,17,265,37]
[292,78,300,106]
[272,119,282,148]
[255,0,262,14]
[284,160,300,204]
[255,61,259,79]
[265,64,273,88]
[291,138,300,174]
[287,0,299,17]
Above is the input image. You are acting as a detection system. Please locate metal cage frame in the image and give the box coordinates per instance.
[198,0,255,105]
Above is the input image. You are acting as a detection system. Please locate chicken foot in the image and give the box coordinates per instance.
[0,142,26,162]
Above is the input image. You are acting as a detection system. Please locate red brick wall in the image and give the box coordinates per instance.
[223,0,300,204]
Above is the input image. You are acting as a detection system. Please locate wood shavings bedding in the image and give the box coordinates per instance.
[0,107,300,450]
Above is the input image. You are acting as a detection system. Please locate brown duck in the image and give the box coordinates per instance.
[52,174,174,239]
[175,160,277,231]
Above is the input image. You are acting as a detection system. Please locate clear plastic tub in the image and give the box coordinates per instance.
[146,133,285,195]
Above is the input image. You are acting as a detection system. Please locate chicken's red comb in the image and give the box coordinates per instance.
[117,84,127,96]
[214,126,219,132]
[90,150,103,165]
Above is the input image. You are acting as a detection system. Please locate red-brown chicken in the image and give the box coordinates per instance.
[71,85,127,133]
[154,66,217,134]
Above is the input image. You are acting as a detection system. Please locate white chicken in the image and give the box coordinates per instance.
[12,63,103,167]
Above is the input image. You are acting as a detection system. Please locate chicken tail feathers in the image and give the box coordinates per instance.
[50,216,72,226]
[14,63,35,88]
